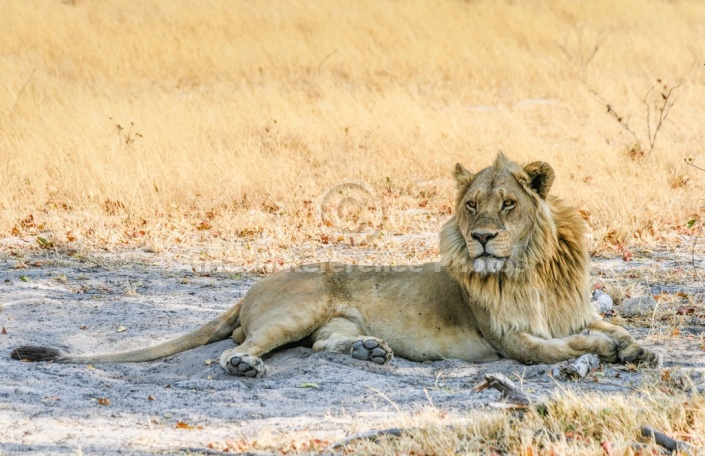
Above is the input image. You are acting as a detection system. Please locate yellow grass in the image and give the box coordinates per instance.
[208,382,705,454]
[1,0,705,266]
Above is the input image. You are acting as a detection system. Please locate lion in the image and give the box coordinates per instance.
[11,154,661,377]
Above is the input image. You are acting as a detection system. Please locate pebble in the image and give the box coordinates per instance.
[619,296,658,318]
[592,290,614,314]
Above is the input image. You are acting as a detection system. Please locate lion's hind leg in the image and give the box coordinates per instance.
[312,317,393,365]
[220,317,319,378]
[588,320,662,367]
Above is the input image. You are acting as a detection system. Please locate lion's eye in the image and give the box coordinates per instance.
[466,201,476,211]
[503,199,515,209]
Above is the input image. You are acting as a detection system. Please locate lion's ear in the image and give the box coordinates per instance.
[454,163,475,189]
[523,161,555,199]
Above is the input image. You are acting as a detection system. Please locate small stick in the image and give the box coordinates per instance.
[331,428,403,449]
[641,425,692,454]
[474,373,532,408]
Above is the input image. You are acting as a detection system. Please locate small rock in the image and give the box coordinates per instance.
[619,296,658,318]
[592,291,613,314]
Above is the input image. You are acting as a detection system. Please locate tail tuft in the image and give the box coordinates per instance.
[11,346,62,362]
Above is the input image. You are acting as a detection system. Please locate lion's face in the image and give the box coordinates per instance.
[447,154,555,277]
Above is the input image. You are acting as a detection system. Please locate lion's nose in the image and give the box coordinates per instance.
[471,231,497,247]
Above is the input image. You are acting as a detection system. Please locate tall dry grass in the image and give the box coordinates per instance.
[1,0,705,265]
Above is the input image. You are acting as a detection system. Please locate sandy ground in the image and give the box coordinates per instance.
[1,245,704,455]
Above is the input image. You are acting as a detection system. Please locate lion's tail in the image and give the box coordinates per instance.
[10,301,243,364]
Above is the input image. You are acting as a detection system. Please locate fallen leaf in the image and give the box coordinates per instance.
[148,395,155,401]
[204,358,212,366]
[36,237,55,249]
[175,421,203,430]
[117,325,127,333]
[79,325,87,330]
[42,396,61,402]
[298,382,320,389]
[565,431,584,441]
[19,275,30,282]
[1,327,7,335]
[672,327,680,336]
[661,370,671,382]
[96,398,110,406]
[676,306,696,315]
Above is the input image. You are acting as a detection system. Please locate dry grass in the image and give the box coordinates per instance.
[205,382,705,455]
[1,0,705,267]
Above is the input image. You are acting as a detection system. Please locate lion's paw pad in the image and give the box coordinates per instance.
[222,354,266,378]
[351,339,392,365]
[619,346,662,368]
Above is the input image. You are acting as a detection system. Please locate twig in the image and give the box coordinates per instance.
[366,386,401,413]
[641,425,692,454]
[331,428,403,449]
[473,373,533,409]
[685,158,705,173]
[588,86,640,145]
[10,70,35,116]
[316,49,338,74]
[643,81,682,153]
[685,159,705,285]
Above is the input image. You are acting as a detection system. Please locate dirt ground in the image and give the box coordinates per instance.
[1,241,704,455]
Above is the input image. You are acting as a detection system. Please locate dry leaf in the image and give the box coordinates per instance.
[175,421,203,430]
[676,306,696,315]
[672,327,680,337]
[97,398,110,406]
[79,325,87,330]
[1,327,7,335]
[147,395,155,401]
[204,358,212,366]
[117,325,127,333]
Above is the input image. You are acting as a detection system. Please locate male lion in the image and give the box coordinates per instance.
[11,154,661,377]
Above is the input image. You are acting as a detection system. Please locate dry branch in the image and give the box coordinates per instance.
[474,373,533,409]
[641,425,692,454]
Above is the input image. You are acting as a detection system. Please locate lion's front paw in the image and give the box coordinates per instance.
[618,344,662,368]
[219,351,267,378]
[351,338,393,365]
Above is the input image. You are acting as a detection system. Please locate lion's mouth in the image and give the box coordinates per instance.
[475,252,508,260]
[472,254,508,275]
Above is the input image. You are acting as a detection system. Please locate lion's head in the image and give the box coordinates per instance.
[440,153,587,285]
